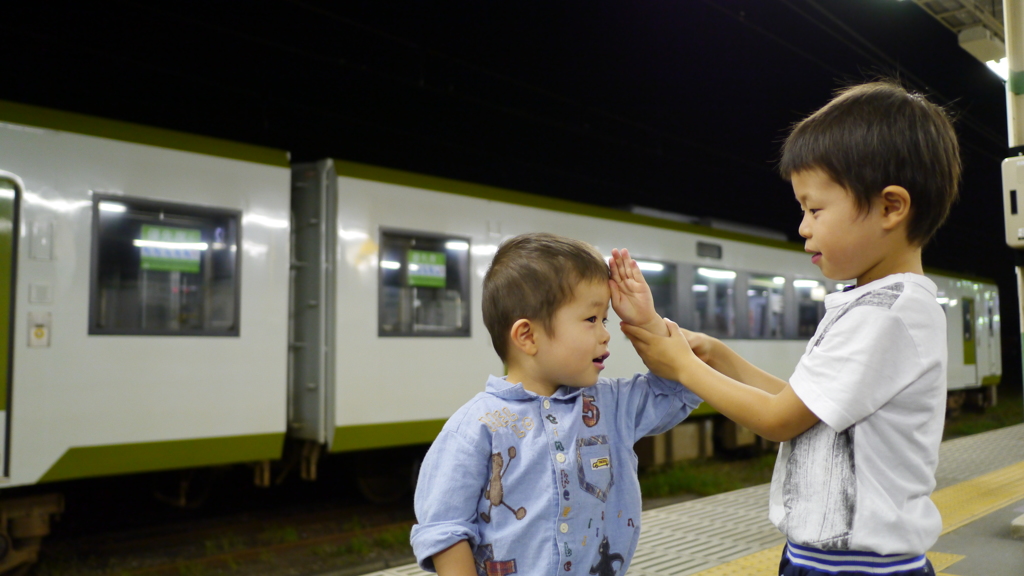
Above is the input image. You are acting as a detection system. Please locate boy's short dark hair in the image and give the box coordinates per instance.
[483,233,609,362]
[779,80,961,246]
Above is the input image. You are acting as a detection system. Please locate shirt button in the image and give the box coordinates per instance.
[556,453,566,463]
[543,399,551,409]
[560,523,569,533]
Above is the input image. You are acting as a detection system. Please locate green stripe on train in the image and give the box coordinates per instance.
[0,100,289,168]
[331,420,447,452]
[38,432,285,483]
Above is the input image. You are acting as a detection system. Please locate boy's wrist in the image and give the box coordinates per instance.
[636,315,666,336]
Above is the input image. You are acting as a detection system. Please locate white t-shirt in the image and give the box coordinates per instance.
[768,273,947,555]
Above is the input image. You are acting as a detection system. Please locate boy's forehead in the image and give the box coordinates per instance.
[572,278,611,305]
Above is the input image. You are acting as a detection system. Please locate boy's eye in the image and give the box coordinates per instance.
[586,316,598,323]
[809,208,820,215]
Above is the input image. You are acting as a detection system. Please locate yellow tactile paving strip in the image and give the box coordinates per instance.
[932,460,1024,535]
[688,460,1024,576]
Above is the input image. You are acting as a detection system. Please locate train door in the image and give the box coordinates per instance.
[961,294,978,386]
[978,288,1002,384]
[0,174,19,479]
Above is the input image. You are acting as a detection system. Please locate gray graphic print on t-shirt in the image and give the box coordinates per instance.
[780,282,904,550]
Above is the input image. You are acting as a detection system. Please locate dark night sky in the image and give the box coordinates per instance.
[5,1,1020,381]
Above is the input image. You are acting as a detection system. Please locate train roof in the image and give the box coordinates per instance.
[0,99,289,168]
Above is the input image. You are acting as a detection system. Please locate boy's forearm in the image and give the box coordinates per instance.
[674,359,816,442]
[706,339,788,394]
[433,540,476,576]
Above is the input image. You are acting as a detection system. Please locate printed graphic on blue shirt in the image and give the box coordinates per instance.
[582,393,600,427]
[590,536,624,575]
[480,447,527,523]
[473,543,518,576]
[477,406,535,438]
[576,435,614,502]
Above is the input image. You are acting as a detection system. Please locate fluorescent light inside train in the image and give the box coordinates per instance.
[133,239,208,250]
[472,244,498,255]
[773,277,785,285]
[697,267,735,279]
[445,241,469,251]
[636,261,664,272]
[692,284,709,292]
[380,261,401,270]
[793,279,820,288]
[936,297,949,304]
[99,202,127,213]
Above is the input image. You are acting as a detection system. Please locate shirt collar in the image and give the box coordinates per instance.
[824,272,936,308]
[485,374,585,401]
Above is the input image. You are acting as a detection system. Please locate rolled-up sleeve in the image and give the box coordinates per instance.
[610,372,702,442]
[411,425,490,572]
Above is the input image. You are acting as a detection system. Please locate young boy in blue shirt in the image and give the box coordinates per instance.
[619,80,959,575]
[411,232,702,576]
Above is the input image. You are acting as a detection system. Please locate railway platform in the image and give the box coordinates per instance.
[365,423,1024,576]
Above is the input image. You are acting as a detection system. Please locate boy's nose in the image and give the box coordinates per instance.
[798,213,812,238]
[600,324,611,344]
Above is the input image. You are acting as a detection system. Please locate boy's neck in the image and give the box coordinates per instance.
[505,364,561,397]
[855,244,923,287]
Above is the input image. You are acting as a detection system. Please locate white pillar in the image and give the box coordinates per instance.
[1005,0,1024,146]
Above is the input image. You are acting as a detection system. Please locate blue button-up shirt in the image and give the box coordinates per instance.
[411,373,701,575]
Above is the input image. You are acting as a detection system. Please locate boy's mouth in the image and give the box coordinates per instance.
[593,352,610,369]
[810,252,822,264]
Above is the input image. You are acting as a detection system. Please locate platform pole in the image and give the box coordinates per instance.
[1005,0,1024,411]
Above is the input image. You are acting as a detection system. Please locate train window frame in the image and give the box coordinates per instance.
[88,194,242,336]
[377,228,472,338]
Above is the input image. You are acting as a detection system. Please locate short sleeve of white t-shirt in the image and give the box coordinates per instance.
[769,273,947,555]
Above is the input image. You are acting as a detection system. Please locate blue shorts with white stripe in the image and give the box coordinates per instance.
[779,542,935,576]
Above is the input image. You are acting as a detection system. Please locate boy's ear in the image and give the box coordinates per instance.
[878,185,912,230]
[509,318,539,356]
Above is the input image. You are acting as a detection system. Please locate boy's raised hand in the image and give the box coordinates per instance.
[609,248,668,336]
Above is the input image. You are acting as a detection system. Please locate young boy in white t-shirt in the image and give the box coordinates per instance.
[616,80,959,575]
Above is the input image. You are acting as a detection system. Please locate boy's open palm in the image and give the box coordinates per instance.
[609,248,660,328]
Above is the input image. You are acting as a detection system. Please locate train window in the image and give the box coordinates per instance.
[747,274,784,339]
[635,259,678,319]
[378,230,471,337]
[89,196,240,336]
[692,267,735,338]
[794,279,827,337]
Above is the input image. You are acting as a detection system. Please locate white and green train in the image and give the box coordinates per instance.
[0,101,1002,567]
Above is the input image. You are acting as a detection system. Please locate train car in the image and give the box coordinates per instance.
[0,101,291,569]
[289,159,1002,476]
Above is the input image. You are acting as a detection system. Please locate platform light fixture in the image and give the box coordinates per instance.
[445,240,469,251]
[793,279,820,288]
[773,276,785,285]
[692,284,709,292]
[958,25,1008,80]
[381,261,401,270]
